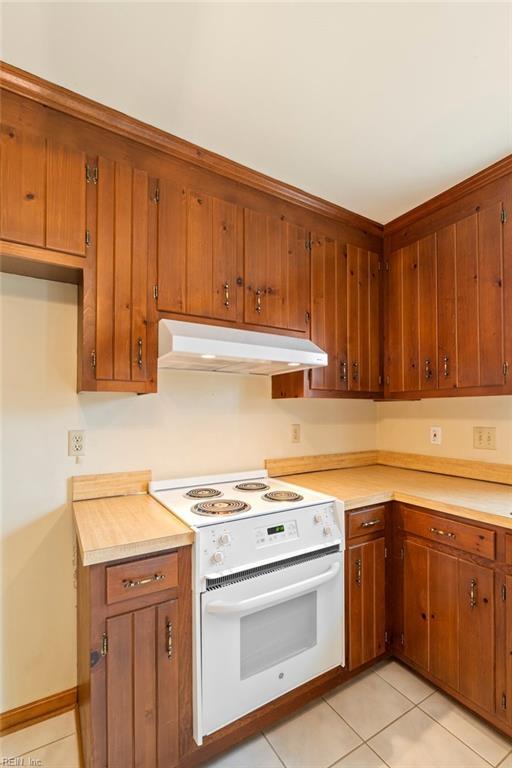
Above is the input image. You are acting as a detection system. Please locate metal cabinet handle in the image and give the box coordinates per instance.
[361,519,381,528]
[122,572,166,589]
[223,282,230,308]
[443,355,450,378]
[429,527,456,539]
[166,619,173,658]
[352,361,359,382]
[137,337,143,369]
[255,288,263,313]
[424,359,433,381]
[469,578,478,609]
[355,558,362,585]
[340,361,348,382]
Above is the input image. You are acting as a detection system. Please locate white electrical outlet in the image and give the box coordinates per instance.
[68,430,85,457]
[291,424,301,444]
[473,426,496,450]
[430,426,442,445]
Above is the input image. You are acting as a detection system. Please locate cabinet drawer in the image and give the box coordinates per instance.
[348,505,386,539]
[402,506,495,560]
[506,534,512,565]
[106,552,178,605]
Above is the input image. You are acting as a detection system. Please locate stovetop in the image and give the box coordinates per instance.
[149,470,335,528]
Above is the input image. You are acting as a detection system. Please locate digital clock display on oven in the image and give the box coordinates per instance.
[267,524,285,535]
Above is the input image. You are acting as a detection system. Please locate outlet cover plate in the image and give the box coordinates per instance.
[430,426,442,445]
[473,426,496,450]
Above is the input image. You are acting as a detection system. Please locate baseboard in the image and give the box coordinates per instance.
[0,687,77,736]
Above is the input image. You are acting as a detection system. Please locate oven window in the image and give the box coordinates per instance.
[240,591,317,680]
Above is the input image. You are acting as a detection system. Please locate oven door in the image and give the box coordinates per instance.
[201,547,344,735]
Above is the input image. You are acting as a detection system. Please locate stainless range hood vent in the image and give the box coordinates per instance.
[157,320,328,376]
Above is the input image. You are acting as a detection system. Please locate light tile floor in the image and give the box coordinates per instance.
[1,662,511,768]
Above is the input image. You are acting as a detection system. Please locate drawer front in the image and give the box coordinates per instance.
[348,505,386,539]
[106,552,178,604]
[402,506,495,560]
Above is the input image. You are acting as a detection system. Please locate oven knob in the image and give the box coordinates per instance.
[219,532,231,546]
[323,525,332,537]
[314,512,323,524]
[212,550,224,564]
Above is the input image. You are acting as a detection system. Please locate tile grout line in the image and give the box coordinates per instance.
[495,748,512,768]
[373,665,436,706]
[261,731,287,768]
[419,706,498,767]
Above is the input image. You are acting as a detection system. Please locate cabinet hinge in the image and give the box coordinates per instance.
[501,693,507,710]
[385,375,390,386]
[90,350,96,369]
[500,208,508,224]
[85,164,98,184]
[384,630,389,643]
[400,632,404,647]
[378,374,383,386]
[85,229,92,247]
[501,583,507,602]
[384,546,388,558]
[305,239,312,252]
[101,633,108,656]
[152,185,160,204]
[153,285,159,301]
[304,310,310,324]
[385,262,390,272]
[503,361,509,380]
[400,546,404,560]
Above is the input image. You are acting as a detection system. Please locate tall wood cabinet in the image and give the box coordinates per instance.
[385,180,512,398]
[79,158,158,394]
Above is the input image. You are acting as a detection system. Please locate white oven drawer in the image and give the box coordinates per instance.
[201,548,344,735]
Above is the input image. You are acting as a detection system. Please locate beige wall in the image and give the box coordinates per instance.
[0,274,377,711]
[376,398,512,464]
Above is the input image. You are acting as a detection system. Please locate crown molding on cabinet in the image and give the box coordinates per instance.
[384,153,512,236]
[0,61,383,237]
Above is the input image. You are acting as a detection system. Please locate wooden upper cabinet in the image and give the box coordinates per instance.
[309,233,345,391]
[157,183,244,322]
[346,244,381,393]
[79,157,157,393]
[243,209,310,333]
[0,125,88,256]
[386,234,438,395]
[386,186,511,397]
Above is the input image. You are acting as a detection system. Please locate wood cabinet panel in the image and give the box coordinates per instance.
[403,539,429,670]
[507,575,512,727]
[157,179,187,314]
[106,552,178,605]
[347,245,381,392]
[456,213,480,388]
[348,537,386,669]
[46,141,86,256]
[0,126,46,247]
[401,505,495,560]
[310,234,344,391]
[429,548,458,690]
[458,560,495,713]
[418,234,437,390]
[106,612,134,768]
[348,505,386,539]
[437,224,457,389]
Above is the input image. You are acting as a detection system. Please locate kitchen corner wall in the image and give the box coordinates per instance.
[0,274,377,712]
[376,398,512,464]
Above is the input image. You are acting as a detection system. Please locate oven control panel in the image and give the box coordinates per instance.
[254,520,298,548]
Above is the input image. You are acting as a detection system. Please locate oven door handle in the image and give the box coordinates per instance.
[205,561,340,616]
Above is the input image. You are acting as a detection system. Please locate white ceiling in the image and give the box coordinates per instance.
[1,2,511,223]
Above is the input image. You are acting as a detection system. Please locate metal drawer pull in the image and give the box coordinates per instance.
[166,619,173,658]
[223,282,230,308]
[429,527,456,539]
[340,361,348,382]
[355,558,362,585]
[255,288,263,313]
[361,519,381,528]
[469,578,478,608]
[443,355,450,378]
[352,361,359,382]
[122,572,166,589]
[424,359,433,381]
[137,337,143,369]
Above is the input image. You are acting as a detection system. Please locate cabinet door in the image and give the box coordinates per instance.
[346,244,381,393]
[309,233,346,391]
[87,157,156,392]
[244,209,310,332]
[348,538,386,669]
[386,235,437,394]
[439,202,507,390]
[507,575,512,726]
[403,540,429,671]
[458,560,495,713]
[429,548,459,689]
[106,600,179,768]
[0,127,87,255]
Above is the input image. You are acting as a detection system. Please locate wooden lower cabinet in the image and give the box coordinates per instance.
[347,537,386,669]
[78,547,191,768]
[400,521,496,717]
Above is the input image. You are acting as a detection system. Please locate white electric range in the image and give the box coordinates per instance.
[150,470,345,743]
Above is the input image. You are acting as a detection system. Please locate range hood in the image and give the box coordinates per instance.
[158,320,328,376]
